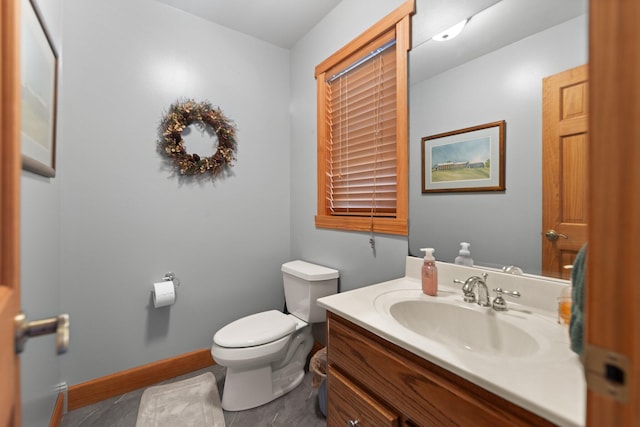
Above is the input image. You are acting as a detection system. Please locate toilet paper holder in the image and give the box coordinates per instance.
[152,272,180,308]
[162,272,180,287]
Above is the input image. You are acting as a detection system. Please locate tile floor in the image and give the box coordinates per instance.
[61,365,326,426]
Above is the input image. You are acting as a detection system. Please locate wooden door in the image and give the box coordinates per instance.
[542,64,588,279]
[0,0,22,425]
[587,0,640,424]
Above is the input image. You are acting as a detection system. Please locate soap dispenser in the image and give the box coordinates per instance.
[455,242,474,266]
[420,248,438,296]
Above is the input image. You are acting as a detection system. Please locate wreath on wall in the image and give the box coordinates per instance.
[158,99,238,176]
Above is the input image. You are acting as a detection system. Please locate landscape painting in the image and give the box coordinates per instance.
[421,121,505,193]
[21,0,58,177]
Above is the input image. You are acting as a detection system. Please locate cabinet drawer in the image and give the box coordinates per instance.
[327,366,399,427]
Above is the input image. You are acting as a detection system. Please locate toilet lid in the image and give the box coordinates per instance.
[213,310,297,348]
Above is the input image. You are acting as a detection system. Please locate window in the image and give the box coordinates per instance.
[314,2,412,236]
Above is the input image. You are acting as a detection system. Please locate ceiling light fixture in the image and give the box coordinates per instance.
[432,18,469,42]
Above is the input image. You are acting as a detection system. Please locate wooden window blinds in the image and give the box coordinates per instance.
[314,3,411,236]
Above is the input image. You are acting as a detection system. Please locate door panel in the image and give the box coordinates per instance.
[542,64,588,279]
[588,0,640,423]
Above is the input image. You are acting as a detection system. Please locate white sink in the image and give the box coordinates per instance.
[388,299,539,357]
[373,289,566,361]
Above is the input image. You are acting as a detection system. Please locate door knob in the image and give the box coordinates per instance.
[545,229,569,241]
[14,312,70,355]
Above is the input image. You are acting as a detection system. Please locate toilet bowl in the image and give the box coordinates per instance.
[211,260,339,411]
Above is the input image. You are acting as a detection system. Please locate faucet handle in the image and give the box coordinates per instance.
[491,287,521,311]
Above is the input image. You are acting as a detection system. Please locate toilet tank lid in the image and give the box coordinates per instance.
[213,310,296,348]
[282,260,339,281]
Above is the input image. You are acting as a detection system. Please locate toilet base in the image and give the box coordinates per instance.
[222,365,273,411]
[220,328,313,411]
[221,364,306,412]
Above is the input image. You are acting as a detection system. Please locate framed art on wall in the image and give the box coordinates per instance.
[21,0,58,177]
[421,120,505,193]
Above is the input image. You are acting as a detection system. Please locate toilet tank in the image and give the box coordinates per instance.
[281,260,339,323]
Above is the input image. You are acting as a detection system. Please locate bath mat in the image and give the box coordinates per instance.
[135,372,225,427]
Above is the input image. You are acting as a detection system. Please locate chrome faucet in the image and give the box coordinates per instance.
[454,273,491,307]
[502,265,523,275]
[454,273,523,311]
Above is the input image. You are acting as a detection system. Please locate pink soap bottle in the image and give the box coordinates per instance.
[420,248,438,296]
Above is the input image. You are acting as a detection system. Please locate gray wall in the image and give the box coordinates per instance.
[409,16,588,274]
[58,0,291,385]
[21,176,62,425]
[20,0,63,425]
[289,0,409,292]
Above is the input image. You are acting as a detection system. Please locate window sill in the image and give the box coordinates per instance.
[315,215,407,236]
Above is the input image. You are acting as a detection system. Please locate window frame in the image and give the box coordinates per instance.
[314,1,413,236]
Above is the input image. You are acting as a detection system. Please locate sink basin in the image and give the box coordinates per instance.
[385,298,540,358]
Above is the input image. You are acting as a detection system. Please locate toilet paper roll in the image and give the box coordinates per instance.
[153,281,175,308]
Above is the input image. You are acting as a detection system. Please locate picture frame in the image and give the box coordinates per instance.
[21,0,58,177]
[421,120,505,193]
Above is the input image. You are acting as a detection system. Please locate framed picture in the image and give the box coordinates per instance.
[21,0,58,177]
[421,120,505,193]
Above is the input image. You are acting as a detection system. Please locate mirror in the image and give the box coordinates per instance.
[408,0,588,276]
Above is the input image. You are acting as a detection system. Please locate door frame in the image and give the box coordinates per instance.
[0,0,23,425]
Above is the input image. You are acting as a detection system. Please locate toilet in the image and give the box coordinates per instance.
[211,260,339,411]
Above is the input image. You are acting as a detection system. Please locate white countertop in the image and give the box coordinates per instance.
[317,257,586,427]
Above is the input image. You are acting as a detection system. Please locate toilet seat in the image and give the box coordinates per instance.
[213,310,296,348]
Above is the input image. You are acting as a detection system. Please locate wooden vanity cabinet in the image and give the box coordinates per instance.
[326,312,555,427]
[328,366,399,426]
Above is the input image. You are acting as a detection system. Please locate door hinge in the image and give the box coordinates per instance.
[584,344,630,403]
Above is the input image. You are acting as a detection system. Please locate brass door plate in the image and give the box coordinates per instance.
[584,344,629,403]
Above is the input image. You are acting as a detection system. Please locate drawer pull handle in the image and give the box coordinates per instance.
[348,420,360,427]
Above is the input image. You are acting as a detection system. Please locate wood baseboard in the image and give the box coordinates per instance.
[66,340,323,412]
[49,392,64,427]
[67,349,215,411]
